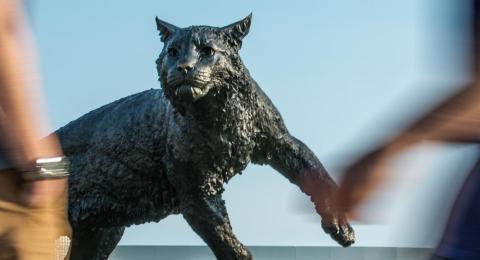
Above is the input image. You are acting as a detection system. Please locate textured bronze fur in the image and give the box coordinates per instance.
[60,15,355,259]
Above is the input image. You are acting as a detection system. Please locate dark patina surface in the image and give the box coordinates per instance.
[61,15,355,260]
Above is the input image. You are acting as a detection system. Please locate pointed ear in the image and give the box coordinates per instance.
[155,17,178,42]
[222,13,252,47]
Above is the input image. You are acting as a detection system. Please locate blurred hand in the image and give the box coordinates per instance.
[336,147,391,219]
[21,178,67,208]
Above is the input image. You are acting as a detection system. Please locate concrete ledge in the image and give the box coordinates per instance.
[110,246,432,260]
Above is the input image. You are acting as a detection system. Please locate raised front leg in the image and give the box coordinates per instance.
[260,133,355,247]
[180,192,252,260]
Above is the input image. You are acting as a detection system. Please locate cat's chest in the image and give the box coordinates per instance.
[166,124,253,196]
[177,125,246,156]
[168,118,255,170]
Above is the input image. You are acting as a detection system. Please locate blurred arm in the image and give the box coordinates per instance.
[338,83,480,216]
[0,0,67,208]
[394,83,480,145]
[0,0,62,170]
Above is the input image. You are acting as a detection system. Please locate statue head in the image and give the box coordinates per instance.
[155,14,252,107]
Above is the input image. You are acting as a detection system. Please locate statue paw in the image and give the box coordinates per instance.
[321,216,355,247]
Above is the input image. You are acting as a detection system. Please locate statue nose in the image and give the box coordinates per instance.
[177,62,194,74]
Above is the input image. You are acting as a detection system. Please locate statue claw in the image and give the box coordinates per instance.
[321,216,355,247]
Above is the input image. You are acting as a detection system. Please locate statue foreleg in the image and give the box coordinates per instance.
[265,134,355,247]
[180,192,252,260]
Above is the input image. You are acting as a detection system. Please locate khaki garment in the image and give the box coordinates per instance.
[0,170,71,260]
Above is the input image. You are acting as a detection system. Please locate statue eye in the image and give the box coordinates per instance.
[167,47,178,57]
[200,46,215,57]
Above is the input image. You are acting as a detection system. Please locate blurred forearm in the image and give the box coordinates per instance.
[399,84,480,144]
[0,0,62,169]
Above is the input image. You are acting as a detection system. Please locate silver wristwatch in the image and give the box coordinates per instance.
[22,156,70,180]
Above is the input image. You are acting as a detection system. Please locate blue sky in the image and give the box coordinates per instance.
[33,0,473,247]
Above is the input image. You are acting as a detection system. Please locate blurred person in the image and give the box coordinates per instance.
[336,0,480,259]
[0,0,71,259]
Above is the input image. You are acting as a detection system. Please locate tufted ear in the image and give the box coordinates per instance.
[155,17,179,42]
[222,13,252,48]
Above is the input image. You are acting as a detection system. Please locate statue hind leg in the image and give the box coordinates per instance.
[69,226,125,260]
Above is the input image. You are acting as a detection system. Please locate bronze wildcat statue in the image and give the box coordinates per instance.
[59,14,355,259]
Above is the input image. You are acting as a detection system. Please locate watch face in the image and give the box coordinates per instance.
[36,156,63,164]
[33,156,69,179]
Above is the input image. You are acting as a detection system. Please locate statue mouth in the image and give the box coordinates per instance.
[174,84,202,99]
[172,81,212,102]
[164,74,213,102]
[173,84,206,102]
